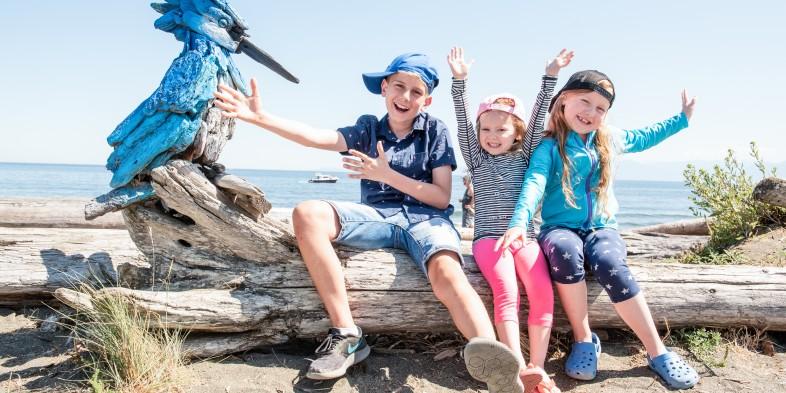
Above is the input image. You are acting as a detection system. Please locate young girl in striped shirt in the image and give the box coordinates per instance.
[448,47,572,393]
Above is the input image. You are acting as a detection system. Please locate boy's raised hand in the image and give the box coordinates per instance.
[344,142,393,183]
[681,89,697,121]
[214,77,263,123]
[447,46,473,80]
[546,49,574,77]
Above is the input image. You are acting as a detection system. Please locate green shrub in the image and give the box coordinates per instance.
[671,328,727,367]
[683,142,786,262]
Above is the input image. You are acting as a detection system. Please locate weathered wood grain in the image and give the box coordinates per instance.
[0,227,148,304]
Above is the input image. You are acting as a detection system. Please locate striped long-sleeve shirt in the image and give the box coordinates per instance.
[452,76,557,241]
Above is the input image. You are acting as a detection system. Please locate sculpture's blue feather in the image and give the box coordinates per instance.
[154,10,182,33]
[110,113,199,187]
[107,99,149,147]
[151,2,179,15]
[149,37,220,114]
[144,110,205,173]
[106,111,169,171]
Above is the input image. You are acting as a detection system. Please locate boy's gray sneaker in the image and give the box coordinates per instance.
[463,337,524,393]
[306,328,371,380]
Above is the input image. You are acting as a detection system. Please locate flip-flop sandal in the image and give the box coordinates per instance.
[520,364,545,393]
[535,379,561,393]
[463,337,524,393]
[564,332,601,380]
[648,349,700,389]
[521,364,561,393]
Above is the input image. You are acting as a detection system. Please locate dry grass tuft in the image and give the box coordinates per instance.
[65,285,187,393]
[723,327,772,355]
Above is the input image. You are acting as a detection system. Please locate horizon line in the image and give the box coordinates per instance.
[0,161,697,183]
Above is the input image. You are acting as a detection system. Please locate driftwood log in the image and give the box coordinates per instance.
[0,224,728,307]
[5,159,770,359]
[0,227,148,305]
[631,218,710,236]
[0,199,125,229]
[754,177,786,208]
[0,198,292,230]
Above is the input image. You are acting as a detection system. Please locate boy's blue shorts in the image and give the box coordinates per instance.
[325,200,463,277]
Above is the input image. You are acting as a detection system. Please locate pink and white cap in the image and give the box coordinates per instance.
[475,93,529,124]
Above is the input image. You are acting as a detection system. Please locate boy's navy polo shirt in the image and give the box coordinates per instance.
[338,112,457,224]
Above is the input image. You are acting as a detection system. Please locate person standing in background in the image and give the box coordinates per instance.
[461,172,475,228]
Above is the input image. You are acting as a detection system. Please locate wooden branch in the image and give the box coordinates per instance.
[195,107,235,165]
[631,218,710,236]
[211,173,271,220]
[85,183,156,220]
[754,177,786,208]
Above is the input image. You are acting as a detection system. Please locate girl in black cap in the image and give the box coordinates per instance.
[497,71,700,390]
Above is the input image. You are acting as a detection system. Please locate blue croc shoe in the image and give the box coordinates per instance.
[648,349,700,390]
[564,332,601,380]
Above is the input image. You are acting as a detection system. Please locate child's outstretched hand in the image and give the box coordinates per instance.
[494,226,527,252]
[214,77,263,123]
[681,89,697,121]
[447,46,474,80]
[344,142,393,183]
[546,49,574,77]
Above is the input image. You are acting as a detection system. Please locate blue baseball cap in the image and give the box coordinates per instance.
[362,53,439,95]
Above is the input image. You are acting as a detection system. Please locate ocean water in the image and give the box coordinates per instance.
[0,162,695,229]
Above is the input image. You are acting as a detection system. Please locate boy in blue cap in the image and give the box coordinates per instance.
[215,53,525,392]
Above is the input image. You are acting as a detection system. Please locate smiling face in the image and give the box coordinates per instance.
[477,110,521,156]
[380,72,432,133]
[560,90,612,136]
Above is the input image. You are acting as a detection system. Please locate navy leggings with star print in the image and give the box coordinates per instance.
[537,227,640,303]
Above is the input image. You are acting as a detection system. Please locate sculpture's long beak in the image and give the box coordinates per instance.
[237,37,299,84]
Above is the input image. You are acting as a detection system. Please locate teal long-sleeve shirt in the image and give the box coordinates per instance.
[509,112,689,231]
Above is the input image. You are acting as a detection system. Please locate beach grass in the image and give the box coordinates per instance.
[66,285,186,393]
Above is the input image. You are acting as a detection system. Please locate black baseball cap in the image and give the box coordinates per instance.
[548,70,615,112]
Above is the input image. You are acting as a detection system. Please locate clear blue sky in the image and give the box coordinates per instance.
[1,1,784,180]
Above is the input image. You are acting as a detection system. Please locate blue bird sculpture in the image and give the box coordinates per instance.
[87,0,297,219]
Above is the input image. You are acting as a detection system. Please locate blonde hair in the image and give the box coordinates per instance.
[476,97,527,152]
[546,80,615,215]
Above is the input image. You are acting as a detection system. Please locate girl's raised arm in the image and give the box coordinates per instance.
[617,90,697,154]
[448,47,483,169]
[521,49,573,158]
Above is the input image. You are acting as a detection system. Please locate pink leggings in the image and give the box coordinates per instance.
[472,238,554,327]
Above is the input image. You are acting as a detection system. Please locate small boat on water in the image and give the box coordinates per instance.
[308,173,338,183]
